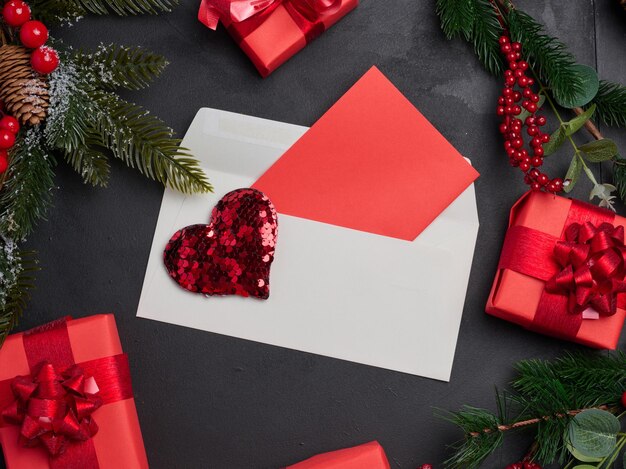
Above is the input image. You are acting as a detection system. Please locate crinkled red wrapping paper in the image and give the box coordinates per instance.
[221,0,358,77]
[0,315,148,469]
[286,441,390,468]
[486,191,626,349]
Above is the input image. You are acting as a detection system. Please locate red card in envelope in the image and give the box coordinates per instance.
[253,66,479,241]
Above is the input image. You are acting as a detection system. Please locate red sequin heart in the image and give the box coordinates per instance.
[163,188,278,299]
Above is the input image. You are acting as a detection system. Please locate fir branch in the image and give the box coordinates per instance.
[0,248,37,346]
[613,159,626,205]
[591,80,626,128]
[436,0,475,40]
[507,8,584,106]
[90,92,212,194]
[470,0,505,76]
[30,0,176,19]
[74,44,169,91]
[0,131,56,240]
[62,139,111,187]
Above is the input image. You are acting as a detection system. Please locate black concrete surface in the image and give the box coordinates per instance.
[2,1,625,468]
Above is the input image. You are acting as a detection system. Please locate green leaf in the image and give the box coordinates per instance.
[564,155,582,193]
[554,65,599,108]
[518,95,546,122]
[543,126,566,156]
[567,442,603,463]
[572,465,598,469]
[568,409,620,459]
[579,139,619,163]
[564,104,596,136]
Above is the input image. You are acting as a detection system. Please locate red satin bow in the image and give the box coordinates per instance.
[1,361,102,457]
[545,221,626,316]
[199,0,341,30]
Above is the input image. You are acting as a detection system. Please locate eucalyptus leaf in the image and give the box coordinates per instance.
[565,104,596,136]
[580,139,619,163]
[555,64,600,108]
[572,465,598,469]
[543,126,567,156]
[567,442,603,463]
[567,409,620,459]
[564,155,582,193]
[518,94,546,121]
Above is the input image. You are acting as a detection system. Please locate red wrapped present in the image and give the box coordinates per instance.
[0,315,148,469]
[487,190,626,349]
[286,441,390,469]
[198,0,358,77]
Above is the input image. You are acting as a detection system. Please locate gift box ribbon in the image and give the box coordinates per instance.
[498,198,626,340]
[0,318,133,469]
[199,0,342,43]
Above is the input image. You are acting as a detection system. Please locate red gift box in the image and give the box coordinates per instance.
[198,0,359,77]
[286,441,390,469]
[487,191,626,349]
[0,315,148,469]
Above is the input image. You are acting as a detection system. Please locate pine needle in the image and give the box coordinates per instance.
[470,0,505,76]
[436,0,475,40]
[591,80,626,128]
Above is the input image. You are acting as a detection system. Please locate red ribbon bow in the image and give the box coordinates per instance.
[199,0,341,30]
[545,221,626,317]
[1,361,102,457]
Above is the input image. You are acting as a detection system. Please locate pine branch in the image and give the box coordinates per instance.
[30,0,176,19]
[613,159,626,204]
[507,8,584,106]
[436,0,475,40]
[591,80,626,128]
[0,246,38,347]
[0,131,56,240]
[470,0,505,76]
[444,353,626,468]
[62,138,111,187]
[74,44,169,91]
[90,92,212,194]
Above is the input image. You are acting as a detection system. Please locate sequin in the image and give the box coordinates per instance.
[163,188,278,300]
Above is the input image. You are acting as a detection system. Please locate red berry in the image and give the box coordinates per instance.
[536,116,547,126]
[2,1,31,28]
[498,96,505,105]
[527,126,539,136]
[621,391,626,407]
[499,123,508,134]
[530,94,540,103]
[513,91,522,101]
[503,86,513,95]
[497,106,505,116]
[519,162,531,172]
[529,168,540,179]
[530,182,541,190]
[534,147,544,157]
[19,20,49,49]
[504,70,514,78]
[31,46,59,74]
[511,42,522,52]
[499,36,510,45]
[553,178,563,190]
[501,43,512,53]
[506,52,517,62]
[540,133,550,143]
[538,173,549,185]
[531,137,542,147]
[523,88,533,98]
[418,465,433,469]
[531,156,543,166]
[514,52,521,60]
[514,69,524,78]
[506,76,516,86]
[526,103,538,113]
[512,105,522,115]
[511,138,523,149]
[0,150,8,173]
[0,129,16,149]
[527,78,535,86]
[525,116,535,126]
[518,76,530,87]
[518,60,528,70]
[0,115,20,134]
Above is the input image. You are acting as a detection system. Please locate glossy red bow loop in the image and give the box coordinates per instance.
[199,0,341,29]
[545,222,626,316]
[1,361,102,457]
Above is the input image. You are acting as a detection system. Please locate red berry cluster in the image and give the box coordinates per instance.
[497,35,563,194]
[505,462,542,469]
[417,465,433,469]
[0,100,19,174]
[2,0,59,74]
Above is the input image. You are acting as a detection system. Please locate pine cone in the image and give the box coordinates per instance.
[0,45,49,126]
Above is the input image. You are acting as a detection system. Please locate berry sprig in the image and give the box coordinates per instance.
[0,100,19,174]
[497,35,563,194]
[2,0,59,74]
[505,462,542,469]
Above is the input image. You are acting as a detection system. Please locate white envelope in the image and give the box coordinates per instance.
[137,108,479,381]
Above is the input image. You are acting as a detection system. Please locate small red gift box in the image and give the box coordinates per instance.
[198,0,359,77]
[0,315,148,469]
[286,441,390,468]
[487,191,626,349]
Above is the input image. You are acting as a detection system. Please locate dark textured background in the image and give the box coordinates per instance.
[3,0,625,468]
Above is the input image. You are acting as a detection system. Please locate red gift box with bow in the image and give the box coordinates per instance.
[285,441,390,468]
[487,191,626,348]
[198,0,358,77]
[0,315,148,469]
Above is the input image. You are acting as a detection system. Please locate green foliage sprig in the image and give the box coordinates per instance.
[0,0,211,344]
[444,353,626,469]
